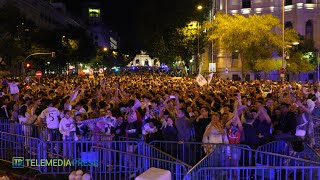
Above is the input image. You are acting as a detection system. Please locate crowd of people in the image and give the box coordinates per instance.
[0,71,319,155]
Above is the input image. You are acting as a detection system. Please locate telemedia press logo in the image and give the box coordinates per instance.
[12,157,98,168]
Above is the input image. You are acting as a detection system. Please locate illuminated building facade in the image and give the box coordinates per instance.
[82,2,120,50]
[202,0,320,81]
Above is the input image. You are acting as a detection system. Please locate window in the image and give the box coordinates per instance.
[242,0,251,8]
[305,20,313,40]
[285,21,293,29]
[89,8,100,17]
[306,0,313,3]
[285,0,292,5]
[136,59,140,66]
[145,60,149,66]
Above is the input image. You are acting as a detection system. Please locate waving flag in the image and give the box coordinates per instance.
[207,73,214,85]
[196,74,207,86]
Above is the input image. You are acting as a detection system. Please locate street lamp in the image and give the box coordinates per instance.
[103,47,108,52]
[196,5,203,74]
[281,0,285,83]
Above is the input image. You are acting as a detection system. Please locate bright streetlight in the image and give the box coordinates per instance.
[196,5,203,74]
[103,47,108,51]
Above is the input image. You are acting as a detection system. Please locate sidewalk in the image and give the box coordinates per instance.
[0,161,36,180]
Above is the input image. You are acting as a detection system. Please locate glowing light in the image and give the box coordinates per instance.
[231,10,238,15]
[255,8,262,14]
[305,4,316,9]
[88,8,100,17]
[197,5,203,10]
[284,5,293,12]
[297,3,303,9]
[241,8,251,14]
[270,6,275,13]
[103,47,107,51]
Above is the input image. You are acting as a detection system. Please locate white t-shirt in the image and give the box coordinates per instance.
[9,82,19,95]
[18,113,31,124]
[59,117,76,140]
[40,107,60,129]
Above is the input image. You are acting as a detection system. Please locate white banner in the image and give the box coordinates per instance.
[196,74,207,86]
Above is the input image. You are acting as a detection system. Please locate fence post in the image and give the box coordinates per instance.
[40,135,47,173]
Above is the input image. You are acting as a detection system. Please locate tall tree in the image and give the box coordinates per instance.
[206,13,302,77]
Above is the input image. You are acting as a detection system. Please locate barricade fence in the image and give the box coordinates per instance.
[0,131,41,171]
[185,144,320,180]
[315,125,320,148]
[1,120,320,179]
[188,166,320,180]
[256,140,320,162]
[90,146,189,180]
[149,141,253,166]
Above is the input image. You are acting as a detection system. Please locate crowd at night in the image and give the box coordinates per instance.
[0,71,319,151]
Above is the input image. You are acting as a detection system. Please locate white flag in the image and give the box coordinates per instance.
[196,74,207,86]
[207,73,214,85]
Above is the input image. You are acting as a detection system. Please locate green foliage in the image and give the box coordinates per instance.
[206,13,300,73]
[254,59,282,72]
[286,51,315,73]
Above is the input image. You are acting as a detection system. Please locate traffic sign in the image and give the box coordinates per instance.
[98,68,104,74]
[35,71,42,78]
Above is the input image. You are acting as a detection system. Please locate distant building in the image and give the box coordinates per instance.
[0,0,84,29]
[81,1,120,50]
[128,51,160,67]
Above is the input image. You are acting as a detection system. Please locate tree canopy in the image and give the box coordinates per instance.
[205,13,307,74]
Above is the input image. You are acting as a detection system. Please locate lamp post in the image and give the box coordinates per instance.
[197,5,203,74]
[317,52,320,83]
[23,52,56,75]
[281,0,285,83]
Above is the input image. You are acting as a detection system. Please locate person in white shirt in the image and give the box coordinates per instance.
[59,110,76,157]
[39,99,61,141]
[59,110,76,140]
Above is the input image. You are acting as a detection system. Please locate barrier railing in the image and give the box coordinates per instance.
[315,125,320,148]
[185,144,320,180]
[149,141,209,166]
[189,166,320,180]
[90,146,189,180]
[256,140,320,163]
[0,123,48,139]
[149,141,251,166]
[0,131,41,171]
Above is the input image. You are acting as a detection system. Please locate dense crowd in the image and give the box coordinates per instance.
[0,72,319,154]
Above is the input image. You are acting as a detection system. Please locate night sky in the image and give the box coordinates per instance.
[61,0,201,54]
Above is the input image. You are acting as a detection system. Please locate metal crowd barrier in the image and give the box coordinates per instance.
[149,141,209,166]
[315,125,320,148]
[0,131,41,171]
[188,166,320,180]
[185,144,320,180]
[149,141,251,166]
[90,146,189,180]
[256,140,320,163]
[0,123,48,139]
